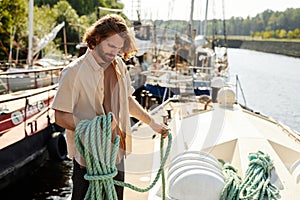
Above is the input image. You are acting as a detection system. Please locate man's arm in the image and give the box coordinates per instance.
[128,96,151,124]
[128,96,169,133]
[54,110,76,131]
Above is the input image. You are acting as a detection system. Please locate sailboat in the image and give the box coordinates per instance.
[0,2,67,95]
[132,0,225,103]
[0,0,67,191]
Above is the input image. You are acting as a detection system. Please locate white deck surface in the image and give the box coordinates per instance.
[124,98,300,199]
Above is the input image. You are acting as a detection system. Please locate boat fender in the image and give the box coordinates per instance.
[47,132,68,161]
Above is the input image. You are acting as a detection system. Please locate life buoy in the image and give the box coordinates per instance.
[47,132,68,161]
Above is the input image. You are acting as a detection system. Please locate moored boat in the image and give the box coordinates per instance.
[124,76,300,199]
[0,0,69,192]
[0,84,68,191]
[0,66,63,94]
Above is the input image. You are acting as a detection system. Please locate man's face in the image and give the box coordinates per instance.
[93,34,125,64]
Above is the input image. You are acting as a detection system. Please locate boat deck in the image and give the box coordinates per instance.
[124,97,208,199]
[124,96,300,199]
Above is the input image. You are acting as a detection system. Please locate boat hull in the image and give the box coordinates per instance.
[0,123,66,190]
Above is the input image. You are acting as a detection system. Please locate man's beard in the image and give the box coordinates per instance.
[94,45,115,67]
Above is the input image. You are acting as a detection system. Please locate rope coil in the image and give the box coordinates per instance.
[74,113,172,200]
[221,163,241,200]
[221,151,280,200]
[239,151,279,200]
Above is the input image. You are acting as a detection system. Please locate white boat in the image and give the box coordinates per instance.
[123,76,300,200]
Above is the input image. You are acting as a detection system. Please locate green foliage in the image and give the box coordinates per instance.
[221,8,300,39]
[278,29,287,38]
[0,0,27,59]
[1,0,299,61]
[156,7,300,40]
[287,31,294,39]
[294,29,300,38]
[0,0,128,61]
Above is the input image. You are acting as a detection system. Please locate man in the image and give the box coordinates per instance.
[51,14,169,200]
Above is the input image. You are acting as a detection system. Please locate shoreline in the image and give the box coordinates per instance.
[218,38,300,58]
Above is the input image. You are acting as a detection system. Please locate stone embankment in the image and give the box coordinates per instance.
[219,39,300,58]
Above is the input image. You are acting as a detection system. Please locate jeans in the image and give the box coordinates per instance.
[71,159,125,200]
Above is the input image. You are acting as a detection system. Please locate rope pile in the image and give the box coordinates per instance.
[221,151,280,200]
[74,113,172,200]
[239,151,279,200]
[220,163,241,200]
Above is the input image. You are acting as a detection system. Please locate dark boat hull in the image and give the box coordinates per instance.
[0,124,66,190]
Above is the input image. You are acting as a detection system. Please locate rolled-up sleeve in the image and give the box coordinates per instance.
[51,67,78,113]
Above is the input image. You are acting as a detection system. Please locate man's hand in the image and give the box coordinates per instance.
[110,112,117,130]
[149,119,170,138]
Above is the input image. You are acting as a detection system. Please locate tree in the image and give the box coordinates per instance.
[0,0,27,60]
[293,28,300,38]
[278,29,287,39]
[287,31,293,39]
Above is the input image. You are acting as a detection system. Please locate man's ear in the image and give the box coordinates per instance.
[95,35,102,47]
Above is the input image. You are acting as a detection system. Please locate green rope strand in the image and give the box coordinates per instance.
[221,151,280,200]
[238,151,279,200]
[220,163,242,200]
[74,113,172,200]
[160,133,166,200]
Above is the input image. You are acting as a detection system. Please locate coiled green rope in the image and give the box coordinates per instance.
[239,151,279,200]
[74,113,172,200]
[221,151,280,200]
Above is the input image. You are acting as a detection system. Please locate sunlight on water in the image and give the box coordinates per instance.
[228,48,300,133]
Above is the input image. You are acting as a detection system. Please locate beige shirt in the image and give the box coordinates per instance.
[51,50,134,166]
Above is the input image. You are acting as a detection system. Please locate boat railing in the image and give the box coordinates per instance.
[0,84,58,104]
[236,74,247,107]
[229,74,247,107]
[0,66,63,94]
[0,84,58,136]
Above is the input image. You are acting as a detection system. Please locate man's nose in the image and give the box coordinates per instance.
[111,47,119,55]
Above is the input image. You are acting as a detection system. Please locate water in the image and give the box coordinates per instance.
[1,160,73,199]
[2,48,299,199]
[228,48,300,133]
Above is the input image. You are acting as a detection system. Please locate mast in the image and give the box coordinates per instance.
[204,0,209,37]
[188,0,195,40]
[222,0,227,47]
[28,0,34,66]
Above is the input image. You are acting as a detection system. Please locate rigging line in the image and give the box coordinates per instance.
[222,0,228,45]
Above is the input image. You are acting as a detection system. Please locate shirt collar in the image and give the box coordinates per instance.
[85,50,102,71]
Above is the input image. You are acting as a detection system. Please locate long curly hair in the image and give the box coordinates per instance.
[82,14,137,61]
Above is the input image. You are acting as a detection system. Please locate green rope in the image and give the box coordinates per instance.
[74,113,172,200]
[238,151,279,200]
[220,163,242,200]
[221,151,280,200]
